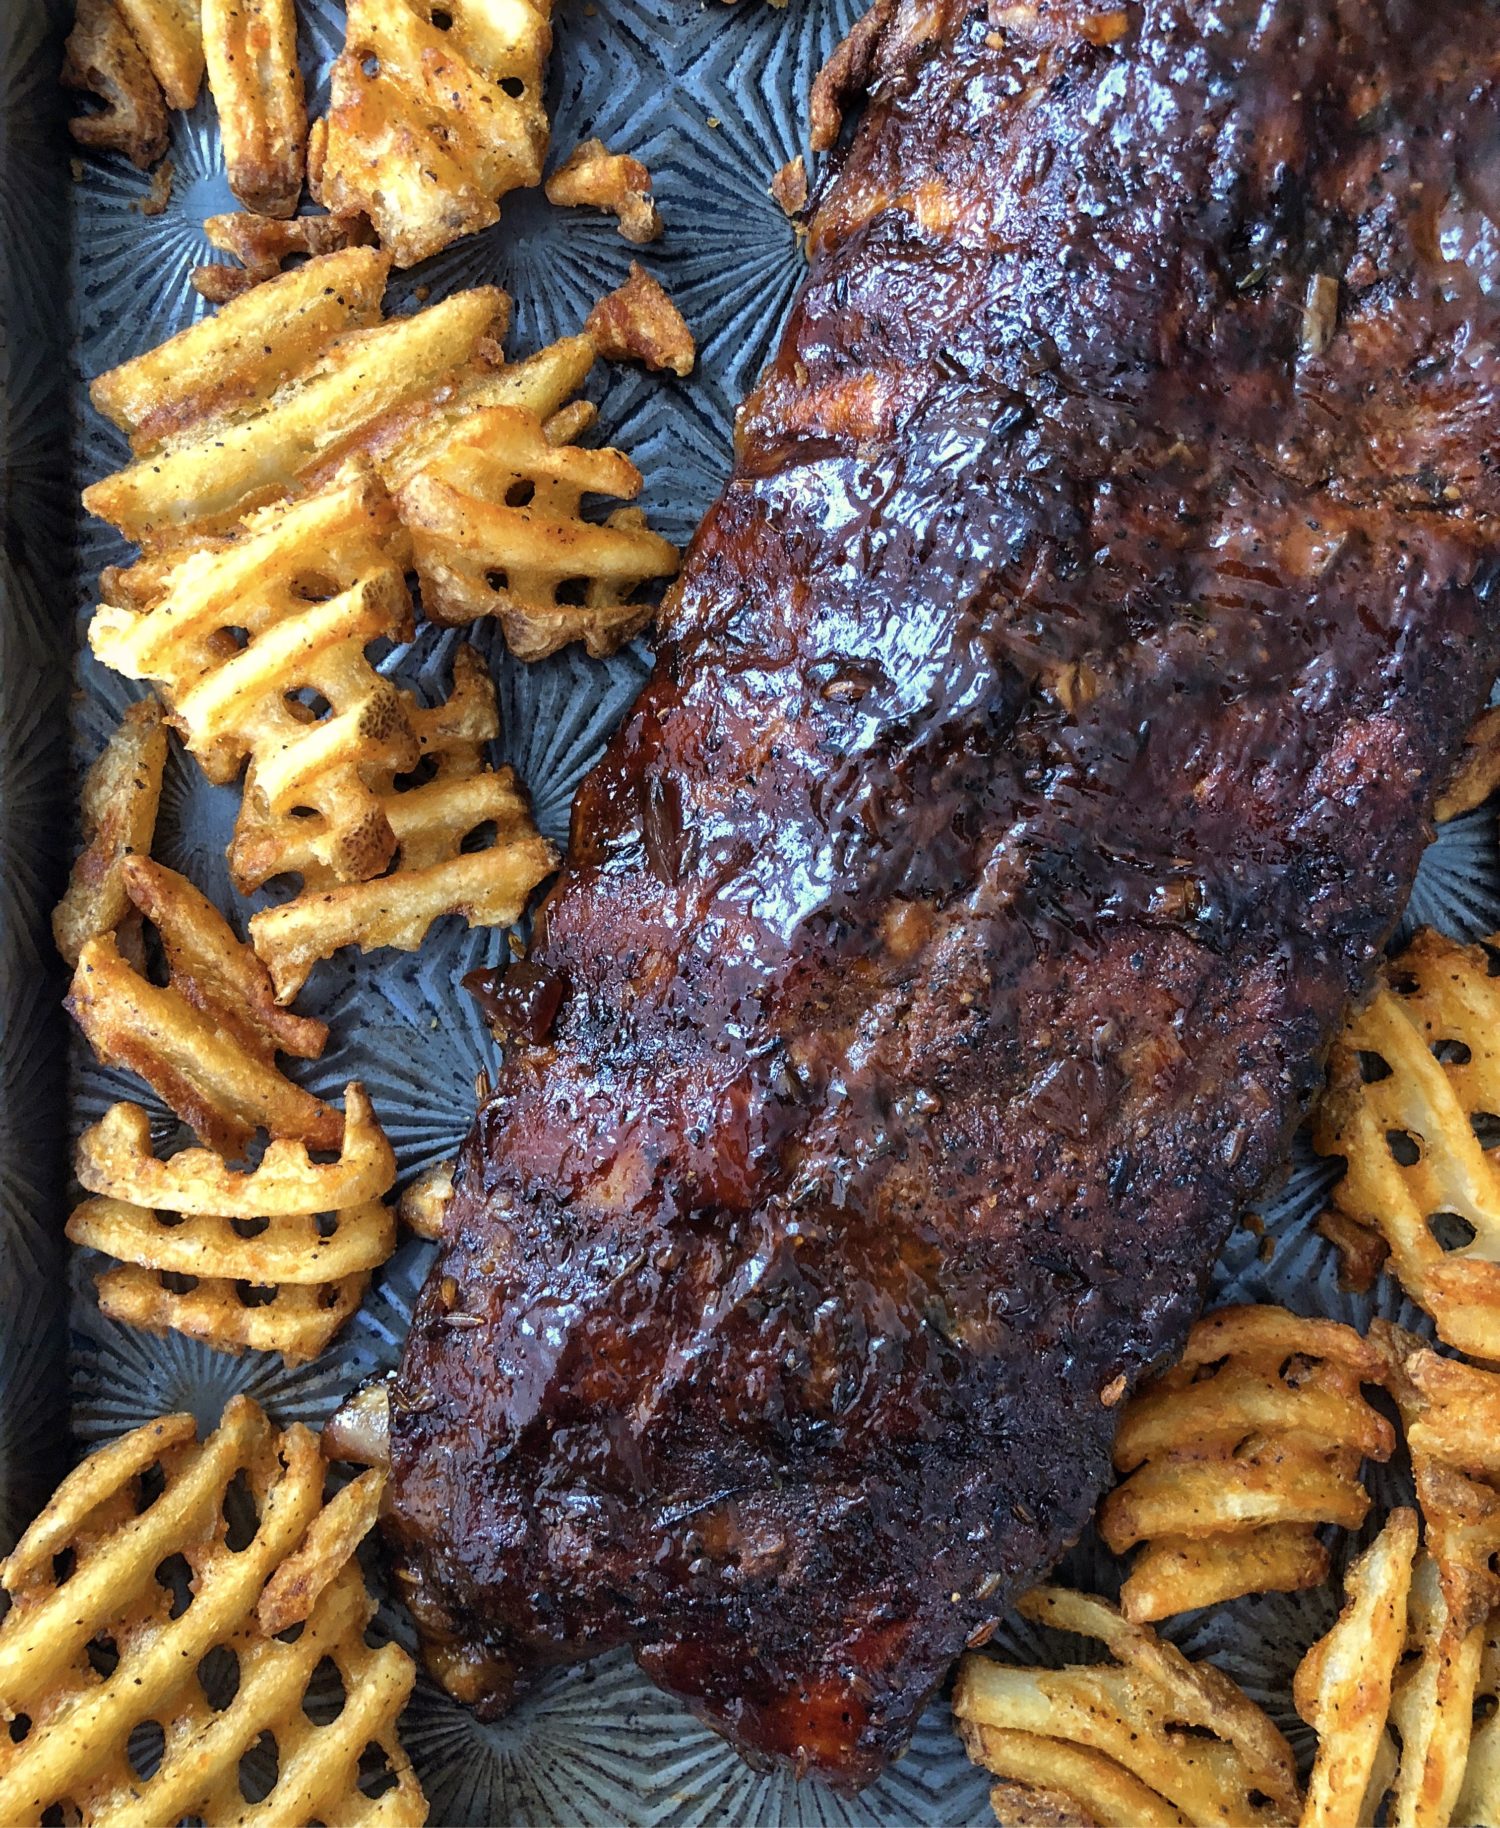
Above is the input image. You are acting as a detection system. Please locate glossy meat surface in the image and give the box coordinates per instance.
[390,0,1500,1785]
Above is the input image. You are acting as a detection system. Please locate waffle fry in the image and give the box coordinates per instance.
[62,0,169,169]
[309,0,553,267]
[91,472,423,888]
[84,251,508,544]
[69,1085,396,1363]
[249,647,558,999]
[397,402,679,658]
[1294,1509,1418,1828]
[192,207,375,301]
[52,697,168,969]
[585,263,696,376]
[115,0,203,107]
[1098,1305,1393,1621]
[545,138,662,242]
[0,1397,426,1826]
[203,0,306,217]
[953,1587,1301,1828]
[1457,1613,1500,1823]
[67,857,340,1157]
[1315,926,1500,1359]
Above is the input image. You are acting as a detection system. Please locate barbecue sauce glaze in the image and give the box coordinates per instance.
[391,0,1500,1785]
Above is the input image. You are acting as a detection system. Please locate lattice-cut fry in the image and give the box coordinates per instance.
[586,262,696,376]
[91,472,422,888]
[69,1083,396,1364]
[1437,705,1500,821]
[90,244,390,454]
[192,207,375,301]
[398,402,679,658]
[248,648,559,999]
[1099,1305,1393,1622]
[953,1587,1301,1828]
[203,0,306,217]
[1294,1508,1418,1828]
[52,697,167,970]
[0,1397,427,1826]
[309,0,553,267]
[84,261,508,544]
[62,0,169,169]
[399,1158,454,1239]
[1315,926,1500,1360]
[545,138,662,242]
[115,0,203,107]
[1456,1613,1500,1824]
[67,856,339,1157]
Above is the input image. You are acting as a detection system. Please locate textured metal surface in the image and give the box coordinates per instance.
[3,0,1499,1815]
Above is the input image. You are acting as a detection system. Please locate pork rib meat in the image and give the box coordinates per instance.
[389,0,1500,1786]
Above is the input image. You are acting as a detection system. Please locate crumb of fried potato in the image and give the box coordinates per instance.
[586,264,695,378]
[545,138,663,244]
[770,154,807,217]
[190,208,374,300]
[139,156,173,215]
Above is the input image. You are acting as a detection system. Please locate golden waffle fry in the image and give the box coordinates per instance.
[114,0,203,107]
[192,207,376,301]
[397,403,679,658]
[62,0,169,169]
[953,1587,1301,1828]
[1098,1305,1393,1622]
[52,697,168,970]
[1437,704,1500,821]
[1456,1613,1500,1824]
[545,138,662,242]
[67,856,340,1157]
[248,648,559,999]
[586,263,696,376]
[84,251,508,544]
[1315,926,1500,1359]
[90,244,390,453]
[0,1397,427,1826]
[309,0,553,268]
[92,472,422,888]
[202,0,306,217]
[69,1084,396,1364]
[1294,1509,1418,1828]
[398,1158,454,1239]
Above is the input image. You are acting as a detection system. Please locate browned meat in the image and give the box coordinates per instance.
[388,0,1500,1787]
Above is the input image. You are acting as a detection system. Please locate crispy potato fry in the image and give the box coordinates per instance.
[202,0,306,217]
[1456,1614,1500,1824]
[1294,1509,1418,1828]
[192,207,375,300]
[953,1588,1300,1828]
[114,0,203,107]
[1315,927,1500,1360]
[90,244,390,452]
[1437,705,1500,822]
[0,1397,426,1826]
[1099,1305,1393,1622]
[585,263,695,376]
[69,1084,395,1363]
[399,1158,454,1239]
[62,0,170,169]
[398,402,679,658]
[248,646,558,999]
[52,698,168,969]
[84,258,508,543]
[310,0,552,267]
[92,472,422,888]
[970,1729,1190,1827]
[67,856,339,1157]
[545,138,662,242]
[324,1382,392,1467]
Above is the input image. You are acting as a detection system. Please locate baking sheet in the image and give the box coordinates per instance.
[6,0,1500,1816]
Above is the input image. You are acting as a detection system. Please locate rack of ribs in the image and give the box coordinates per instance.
[387,0,1500,1787]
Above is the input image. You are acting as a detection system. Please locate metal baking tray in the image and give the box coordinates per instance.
[5,0,1498,1815]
